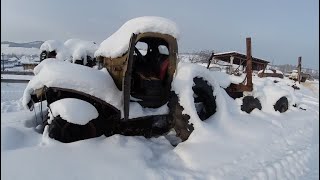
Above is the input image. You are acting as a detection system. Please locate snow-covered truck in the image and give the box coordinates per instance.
[288,70,309,82]
[24,17,216,143]
[23,16,291,144]
[40,39,98,67]
[40,40,64,61]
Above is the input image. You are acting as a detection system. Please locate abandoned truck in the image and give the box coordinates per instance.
[40,39,98,67]
[23,16,292,144]
[24,16,216,143]
[288,70,310,82]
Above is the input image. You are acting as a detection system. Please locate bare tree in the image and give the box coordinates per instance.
[189,50,214,63]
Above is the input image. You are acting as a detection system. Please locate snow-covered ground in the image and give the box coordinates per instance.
[1,44,40,57]
[1,67,319,180]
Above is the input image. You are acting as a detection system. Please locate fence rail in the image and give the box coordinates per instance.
[1,71,34,75]
[1,79,30,83]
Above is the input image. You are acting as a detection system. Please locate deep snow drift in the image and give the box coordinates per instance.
[1,62,319,180]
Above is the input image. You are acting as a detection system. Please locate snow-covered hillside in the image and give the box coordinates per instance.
[1,63,319,180]
[1,44,40,57]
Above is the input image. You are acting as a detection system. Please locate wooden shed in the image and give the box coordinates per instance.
[212,51,269,71]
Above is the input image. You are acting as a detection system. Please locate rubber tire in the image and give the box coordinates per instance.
[193,77,217,120]
[241,96,262,113]
[168,77,216,142]
[274,96,288,113]
[48,116,67,142]
[48,116,97,143]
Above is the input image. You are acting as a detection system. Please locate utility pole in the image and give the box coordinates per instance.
[298,56,302,84]
[246,37,253,89]
[206,52,215,69]
[1,53,4,71]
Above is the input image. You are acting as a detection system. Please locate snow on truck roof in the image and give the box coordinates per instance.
[94,16,180,58]
[40,39,98,62]
[40,40,64,52]
[64,39,98,61]
[40,40,70,61]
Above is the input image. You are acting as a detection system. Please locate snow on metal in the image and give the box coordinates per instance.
[95,16,180,58]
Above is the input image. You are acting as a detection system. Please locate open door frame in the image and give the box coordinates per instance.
[123,33,137,121]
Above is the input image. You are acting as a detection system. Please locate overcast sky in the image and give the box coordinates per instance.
[1,0,319,69]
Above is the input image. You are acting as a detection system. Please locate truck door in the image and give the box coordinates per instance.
[123,33,137,121]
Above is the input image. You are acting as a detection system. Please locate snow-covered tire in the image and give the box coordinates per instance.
[48,116,97,143]
[241,96,262,113]
[169,77,216,141]
[193,77,216,120]
[48,116,66,142]
[273,96,288,113]
[46,97,107,143]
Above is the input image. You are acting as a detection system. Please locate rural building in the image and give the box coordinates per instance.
[212,51,269,71]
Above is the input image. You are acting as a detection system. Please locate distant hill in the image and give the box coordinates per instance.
[1,41,44,49]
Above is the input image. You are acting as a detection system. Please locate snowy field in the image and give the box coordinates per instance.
[1,44,40,56]
[1,70,319,180]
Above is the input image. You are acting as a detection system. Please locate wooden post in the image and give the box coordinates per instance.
[260,63,267,78]
[1,53,4,71]
[206,52,215,69]
[298,56,302,84]
[246,37,253,89]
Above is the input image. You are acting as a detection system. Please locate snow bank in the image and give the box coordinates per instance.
[48,98,99,125]
[95,16,179,58]
[64,39,98,64]
[1,125,42,151]
[1,83,26,113]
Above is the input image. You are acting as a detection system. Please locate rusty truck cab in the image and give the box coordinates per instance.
[97,32,178,110]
